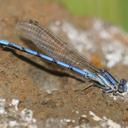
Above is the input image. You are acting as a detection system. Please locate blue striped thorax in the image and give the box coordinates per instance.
[97,70,128,93]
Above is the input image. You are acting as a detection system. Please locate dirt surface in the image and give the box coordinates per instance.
[0,0,128,127]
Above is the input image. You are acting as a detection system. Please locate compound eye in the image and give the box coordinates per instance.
[120,79,127,84]
[118,79,127,93]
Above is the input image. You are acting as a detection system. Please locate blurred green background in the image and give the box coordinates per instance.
[55,0,128,31]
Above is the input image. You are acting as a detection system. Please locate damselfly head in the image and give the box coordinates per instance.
[118,79,128,93]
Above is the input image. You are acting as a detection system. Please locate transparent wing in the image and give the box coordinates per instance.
[16,19,100,73]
